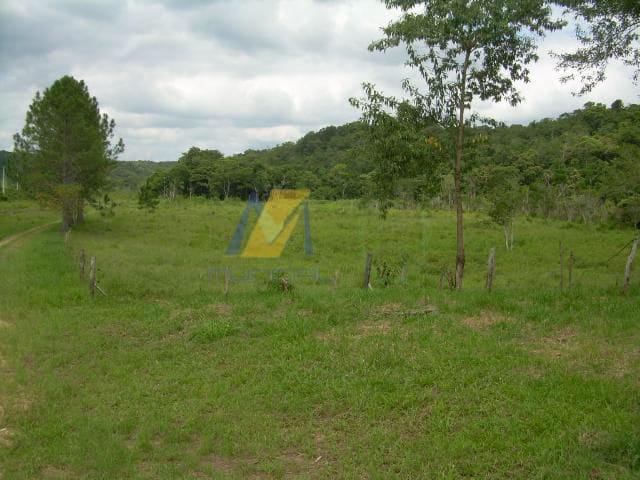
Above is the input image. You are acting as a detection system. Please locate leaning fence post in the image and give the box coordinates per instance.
[623,238,639,293]
[363,252,373,289]
[485,247,496,291]
[89,256,96,297]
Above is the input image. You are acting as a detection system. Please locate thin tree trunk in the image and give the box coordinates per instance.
[454,49,471,289]
[510,222,514,251]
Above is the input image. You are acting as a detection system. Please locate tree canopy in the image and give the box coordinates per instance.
[133,101,640,229]
[554,0,640,94]
[13,75,124,230]
[352,0,563,288]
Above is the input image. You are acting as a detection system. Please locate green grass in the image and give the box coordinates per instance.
[0,198,638,479]
[0,200,58,238]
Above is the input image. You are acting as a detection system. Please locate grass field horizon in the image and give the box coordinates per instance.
[1,197,639,479]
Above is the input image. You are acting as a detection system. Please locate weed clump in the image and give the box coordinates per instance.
[266,270,295,293]
[190,319,236,342]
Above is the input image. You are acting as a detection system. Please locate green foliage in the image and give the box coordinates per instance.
[90,193,117,217]
[13,75,124,230]
[133,101,640,228]
[354,0,563,287]
[137,182,160,211]
[140,123,372,203]
[190,319,237,342]
[108,160,175,191]
[372,253,409,287]
[368,0,563,123]
[553,0,640,94]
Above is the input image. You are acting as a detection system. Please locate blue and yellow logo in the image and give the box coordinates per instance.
[226,189,312,258]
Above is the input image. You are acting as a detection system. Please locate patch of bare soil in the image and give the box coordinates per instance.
[206,303,232,316]
[579,430,609,448]
[356,320,392,337]
[0,428,14,448]
[462,310,511,330]
[512,366,546,379]
[41,466,73,479]
[170,304,233,323]
[529,327,577,358]
[521,327,640,380]
[315,320,400,342]
[313,330,338,342]
[194,453,259,478]
[194,449,324,479]
[371,302,437,319]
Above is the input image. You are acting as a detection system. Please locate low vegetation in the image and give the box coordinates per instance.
[1,198,638,478]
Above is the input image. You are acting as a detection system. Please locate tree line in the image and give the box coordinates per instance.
[136,101,640,230]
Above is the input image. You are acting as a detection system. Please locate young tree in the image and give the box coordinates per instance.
[554,0,640,94]
[356,0,563,288]
[13,75,124,231]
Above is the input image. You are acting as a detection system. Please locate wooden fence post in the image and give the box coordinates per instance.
[363,252,373,289]
[89,256,96,297]
[485,247,496,291]
[623,238,638,292]
[559,241,564,292]
[568,251,574,288]
[79,249,85,279]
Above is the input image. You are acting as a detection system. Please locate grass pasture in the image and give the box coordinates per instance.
[0,200,58,239]
[0,198,639,479]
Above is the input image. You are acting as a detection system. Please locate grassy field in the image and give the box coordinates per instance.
[0,200,58,239]
[1,198,639,479]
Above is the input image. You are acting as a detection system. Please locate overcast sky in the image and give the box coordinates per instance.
[1,0,638,161]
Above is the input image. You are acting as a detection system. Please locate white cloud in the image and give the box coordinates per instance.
[0,0,637,161]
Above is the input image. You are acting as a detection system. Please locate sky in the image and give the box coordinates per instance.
[1,0,638,162]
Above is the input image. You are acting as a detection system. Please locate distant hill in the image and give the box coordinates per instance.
[109,160,176,190]
[1,152,174,192]
[233,122,370,171]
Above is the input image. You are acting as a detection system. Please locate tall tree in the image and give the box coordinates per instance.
[554,0,640,94]
[14,75,124,231]
[355,0,563,288]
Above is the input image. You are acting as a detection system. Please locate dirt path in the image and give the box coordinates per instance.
[0,221,60,249]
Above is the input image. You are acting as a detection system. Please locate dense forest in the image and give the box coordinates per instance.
[136,101,640,228]
[3,101,639,228]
